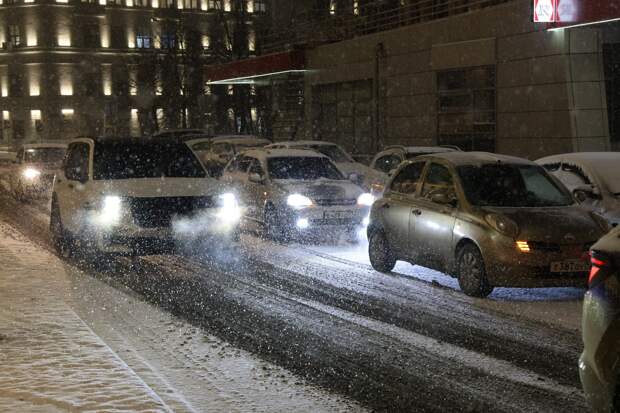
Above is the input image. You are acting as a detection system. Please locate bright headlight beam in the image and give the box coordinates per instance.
[287,194,313,209]
[357,193,375,206]
[99,195,122,225]
[22,168,41,179]
[217,193,241,223]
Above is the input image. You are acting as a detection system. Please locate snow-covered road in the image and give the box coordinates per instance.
[0,177,588,412]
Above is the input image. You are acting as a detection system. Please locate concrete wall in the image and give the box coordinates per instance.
[303,0,612,159]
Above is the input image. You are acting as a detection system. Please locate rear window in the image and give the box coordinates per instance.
[93,141,206,180]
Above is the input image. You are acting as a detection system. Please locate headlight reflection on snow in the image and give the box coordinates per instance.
[22,168,41,180]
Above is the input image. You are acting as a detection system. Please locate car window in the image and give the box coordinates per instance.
[227,155,253,173]
[248,159,265,176]
[191,142,211,151]
[213,143,230,154]
[421,163,455,200]
[541,162,560,172]
[389,162,425,194]
[374,154,402,173]
[267,157,343,180]
[64,143,90,181]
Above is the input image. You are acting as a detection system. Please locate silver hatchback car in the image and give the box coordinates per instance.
[367,152,609,297]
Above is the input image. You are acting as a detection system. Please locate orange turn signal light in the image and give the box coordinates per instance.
[516,241,531,253]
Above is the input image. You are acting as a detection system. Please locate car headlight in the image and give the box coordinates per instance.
[485,213,519,238]
[217,192,241,223]
[22,168,41,180]
[287,193,313,209]
[98,195,122,225]
[590,211,612,234]
[357,193,375,206]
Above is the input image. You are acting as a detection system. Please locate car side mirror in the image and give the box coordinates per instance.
[573,185,600,203]
[66,167,88,184]
[248,173,265,184]
[431,192,457,207]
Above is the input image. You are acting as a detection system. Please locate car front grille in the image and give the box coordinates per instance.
[314,198,357,206]
[129,196,215,228]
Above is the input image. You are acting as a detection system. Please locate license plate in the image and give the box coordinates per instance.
[324,210,354,220]
[550,260,589,273]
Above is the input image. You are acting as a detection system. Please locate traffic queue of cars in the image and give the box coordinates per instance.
[5,132,619,411]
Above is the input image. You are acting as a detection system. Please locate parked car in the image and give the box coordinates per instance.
[367,145,460,194]
[9,143,67,201]
[367,152,610,297]
[152,128,211,139]
[265,140,376,187]
[199,135,272,177]
[580,224,620,413]
[221,148,374,241]
[0,147,16,163]
[50,137,241,257]
[536,152,620,227]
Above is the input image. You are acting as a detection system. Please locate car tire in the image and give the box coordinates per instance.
[368,230,396,273]
[50,198,73,259]
[457,244,493,298]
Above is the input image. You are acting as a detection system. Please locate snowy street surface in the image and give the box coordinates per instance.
[0,173,589,412]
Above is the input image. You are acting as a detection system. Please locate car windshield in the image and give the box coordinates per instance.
[24,148,66,163]
[233,141,271,152]
[93,141,206,180]
[267,157,344,181]
[302,145,352,163]
[458,164,573,207]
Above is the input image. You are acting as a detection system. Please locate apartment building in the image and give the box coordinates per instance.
[0,0,268,145]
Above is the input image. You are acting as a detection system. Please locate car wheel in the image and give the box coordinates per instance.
[50,199,73,259]
[457,244,493,298]
[368,230,396,273]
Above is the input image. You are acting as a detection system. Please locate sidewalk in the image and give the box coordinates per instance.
[0,221,170,412]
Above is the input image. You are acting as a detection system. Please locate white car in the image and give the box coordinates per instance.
[536,152,620,226]
[50,137,241,257]
[366,145,459,194]
[196,135,272,177]
[9,143,67,201]
[221,148,374,241]
[265,140,375,187]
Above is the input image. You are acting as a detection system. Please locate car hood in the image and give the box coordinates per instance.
[274,179,364,201]
[484,206,603,243]
[90,177,225,198]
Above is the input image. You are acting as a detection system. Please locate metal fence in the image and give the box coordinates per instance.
[261,0,513,53]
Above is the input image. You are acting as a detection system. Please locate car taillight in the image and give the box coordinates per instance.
[588,252,612,289]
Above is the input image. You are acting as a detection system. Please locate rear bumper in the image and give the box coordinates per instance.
[580,353,616,413]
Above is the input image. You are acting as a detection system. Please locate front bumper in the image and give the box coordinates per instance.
[481,237,591,288]
[286,205,370,231]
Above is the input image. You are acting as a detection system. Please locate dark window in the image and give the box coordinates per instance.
[8,25,21,47]
[374,154,402,173]
[248,159,264,175]
[161,33,176,49]
[9,70,23,97]
[93,141,206,180]
[389,161,425,194]
[84,24,101,48]
[226,155,253,173]
[437,66,495,152]
[64,143,90,181]
[457,164,573,207]
[542,162,560,172]
[183,0,198,8]
[253,0,266,12]
[421,163,455,199]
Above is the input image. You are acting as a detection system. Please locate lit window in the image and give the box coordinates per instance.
[227,85,233,95]
[61,108,74,119]
[251,107,257,121]
[353,0,359,15]
[30,110,41,120]
[99,0,106,4]
[126,0,133,6]
[152,0,159,6]
[24,0,34,3]
[29,80,40,96]
[26,27,37,47]
[136,34,152,48]
[131,108,138,119]
[201,35,210,50]
[329,0,336,15]
[223,0,230,11]
[2,110,10,121]
[250,85,256,96]
[60,76,73,96]
[248,31,255,52]
[56,0,68,3]
[57,33,71,47]
[246,0,253,12]
[204,85,211,95]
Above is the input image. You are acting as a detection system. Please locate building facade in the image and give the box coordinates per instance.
[0,0,268,146]
[214,0,620,159]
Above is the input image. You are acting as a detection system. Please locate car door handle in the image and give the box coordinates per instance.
[412,209,422,216]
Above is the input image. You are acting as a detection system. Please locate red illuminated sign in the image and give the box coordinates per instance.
[535,0,620,26]
[533,0,556,22]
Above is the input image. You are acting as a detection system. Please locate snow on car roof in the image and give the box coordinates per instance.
[212,136,271,146]
[22,142,68,149]
[536,152,620,194]
[242,148,328,161]
[536,152,620,165]
[404,146,457,153]
[266,140,340,148]
[419,151,534,166]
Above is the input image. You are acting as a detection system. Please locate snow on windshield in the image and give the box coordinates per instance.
[267,157,344,180]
